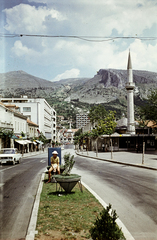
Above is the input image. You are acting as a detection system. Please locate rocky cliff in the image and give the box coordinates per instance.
[66,69,157,104]
[0,69,157,119]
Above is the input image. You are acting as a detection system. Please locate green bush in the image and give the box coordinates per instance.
[90,204,126,240]
[62,153,75,176]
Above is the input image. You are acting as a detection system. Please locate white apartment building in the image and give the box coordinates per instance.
[0,103,14,149]
[0,102,27,149]
[27,119,39,139]
[0,102,14,131]
[0,96,56,142]
[76,113,90,129]
[14,111,27,137]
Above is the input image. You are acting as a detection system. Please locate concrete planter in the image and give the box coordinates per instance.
[54,174,81,193]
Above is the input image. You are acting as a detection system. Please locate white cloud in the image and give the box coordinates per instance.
[2,0,157,79]
[52,69,80,81]
[128,39,157,71]
[28,0,47,2]
[3,1,157,37]
[11,40,42,62]
[3,4,66,34]
[11,36,157,79]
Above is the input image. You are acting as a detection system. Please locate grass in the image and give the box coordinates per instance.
[35,175,104,240]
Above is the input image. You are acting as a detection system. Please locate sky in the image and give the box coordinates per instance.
[0,0,157,82]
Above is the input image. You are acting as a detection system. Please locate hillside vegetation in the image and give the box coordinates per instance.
[1,69,157,127]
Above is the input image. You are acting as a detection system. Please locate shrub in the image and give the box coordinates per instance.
[90,204,126,240]
[62,153,75,176]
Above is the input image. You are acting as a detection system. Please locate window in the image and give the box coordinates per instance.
[23,107,31,112]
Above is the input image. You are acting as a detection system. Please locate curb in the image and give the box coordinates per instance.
[76,151,157,171]
[26,171,135,240]
[82,181,135,240]
[25,171,45,240]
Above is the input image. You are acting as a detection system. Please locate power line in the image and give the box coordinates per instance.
[0,33,157,42]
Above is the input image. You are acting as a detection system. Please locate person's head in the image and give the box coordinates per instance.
[52,150,58,158]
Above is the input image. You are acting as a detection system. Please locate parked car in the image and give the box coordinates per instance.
[0,148,22,165]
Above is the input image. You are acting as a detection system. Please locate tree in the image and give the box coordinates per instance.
[90,204,126,240]
[74,129,83,145]
[95,111,117,135]
[88,105,107,124]
[89,105,117,136]
[0,128,14,148]
[74,128,82,137]
[138,89,157,126]
[38,132,48,145]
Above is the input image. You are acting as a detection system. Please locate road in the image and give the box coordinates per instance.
[1,145,157,240]
[0,151,48,240]
[65,145,157,240]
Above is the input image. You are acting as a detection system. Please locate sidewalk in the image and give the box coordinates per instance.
[76,150,157,170]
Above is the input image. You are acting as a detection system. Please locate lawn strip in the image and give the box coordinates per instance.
[35,176,103,240]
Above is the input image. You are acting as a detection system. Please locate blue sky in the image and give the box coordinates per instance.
[0,0,157,81]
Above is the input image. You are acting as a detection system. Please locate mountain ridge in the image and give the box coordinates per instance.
[1,69,157,123]
[1,68,157,106]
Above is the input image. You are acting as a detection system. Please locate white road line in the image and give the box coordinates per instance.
[0,165,16,172]
[82,181,135,240]
[40,160,46,163]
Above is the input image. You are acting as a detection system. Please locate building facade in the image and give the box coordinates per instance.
[0,96,56,142]
[0,103,14,149]
[76,113,90,129]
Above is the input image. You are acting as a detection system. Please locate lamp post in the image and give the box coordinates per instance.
[142,141,145,164]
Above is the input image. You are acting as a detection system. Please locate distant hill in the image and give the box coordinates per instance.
[0,70,55,89]
[1,69,157,123]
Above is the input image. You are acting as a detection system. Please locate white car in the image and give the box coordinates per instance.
[0,148,22,165]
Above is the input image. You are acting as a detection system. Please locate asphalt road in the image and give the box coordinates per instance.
[64,145,157,240]
[1,145,157,240]
[0,151,48,240]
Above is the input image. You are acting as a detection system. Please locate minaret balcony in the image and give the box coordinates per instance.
[125,82,135,90]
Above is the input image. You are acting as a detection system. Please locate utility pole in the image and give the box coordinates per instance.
[142,142,145,164]
[110,138,113,159]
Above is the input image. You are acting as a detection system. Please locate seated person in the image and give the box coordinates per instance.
[47,150,60,183]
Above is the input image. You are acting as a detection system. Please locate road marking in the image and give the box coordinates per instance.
[82,181,135,240]
[22,159,37,165]
[0,183,4,187]
[0,165,16,172]
[40,160,46,163]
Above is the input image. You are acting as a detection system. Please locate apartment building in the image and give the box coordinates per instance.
[76,113,90,129]
[0,96,56,142]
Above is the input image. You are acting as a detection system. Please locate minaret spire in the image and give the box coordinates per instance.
[125,51,135,134]
[127,50,132,70]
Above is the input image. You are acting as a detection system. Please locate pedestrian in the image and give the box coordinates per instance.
[46,151,60,183]
[105,144,108,152]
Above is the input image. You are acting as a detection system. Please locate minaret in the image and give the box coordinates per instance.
[125,51,135,134]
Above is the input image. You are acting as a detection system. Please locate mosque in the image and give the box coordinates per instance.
[83,52,156,152]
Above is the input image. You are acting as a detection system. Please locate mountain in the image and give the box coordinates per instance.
[1,69,157,122]
[66,69,157,104]
[0,70,55,90]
